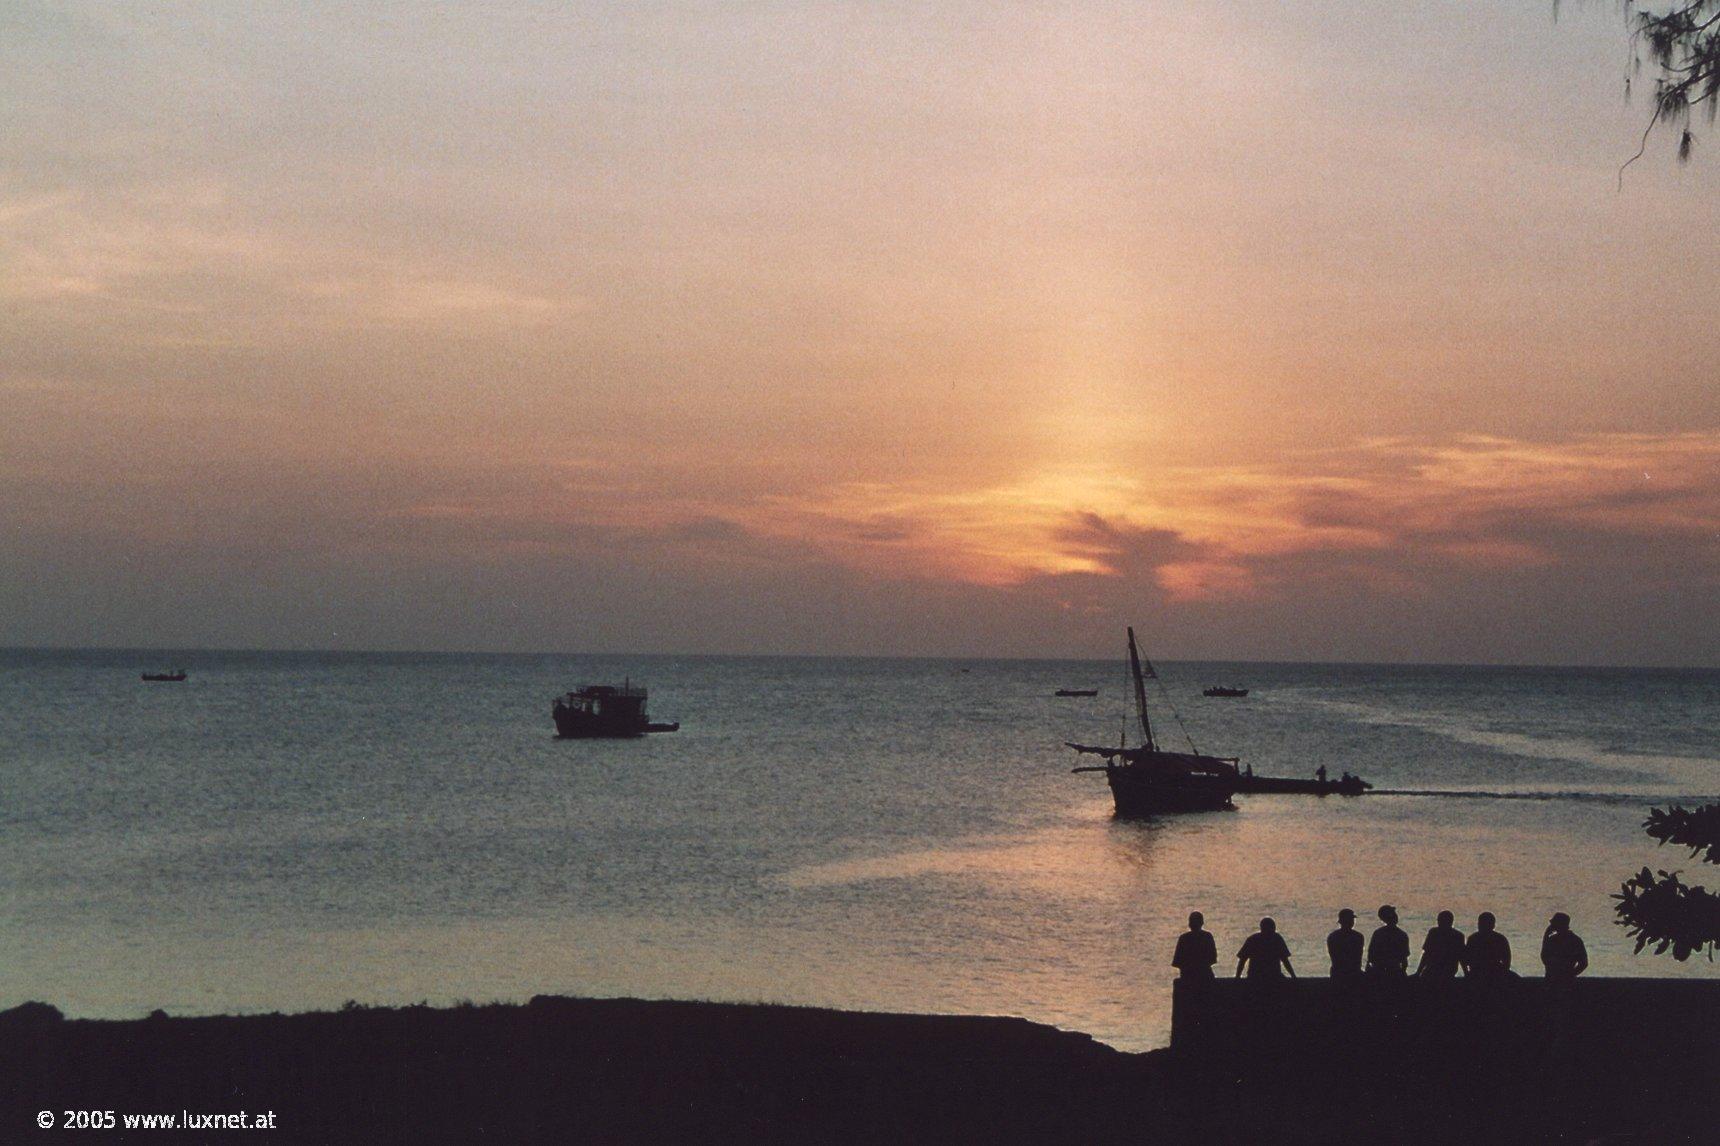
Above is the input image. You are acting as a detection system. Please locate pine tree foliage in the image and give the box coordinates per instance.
[1623,0,1720,162]
[1613,802,1720,961]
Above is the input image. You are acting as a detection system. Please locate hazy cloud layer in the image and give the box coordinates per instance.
[4,429,1715,663]
[2,2,1716,662]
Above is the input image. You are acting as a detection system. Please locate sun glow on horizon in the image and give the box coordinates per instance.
[717,433,1720,604]
[2,2,1717,662]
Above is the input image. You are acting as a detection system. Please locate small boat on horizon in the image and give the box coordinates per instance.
[1203,685,1248,698]
[1054,688,1098,697]
[553,680,679,738]
[141,670,187,682]
[1067,629,1240,815]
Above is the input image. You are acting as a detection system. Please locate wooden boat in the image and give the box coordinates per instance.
[141,670,187,682]
[1054,688,1098,697]
[553,680,679,738]
[1067,629,1239,815]
[1203,685,1248,698]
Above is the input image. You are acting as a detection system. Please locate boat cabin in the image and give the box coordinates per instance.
[552,680,679,738]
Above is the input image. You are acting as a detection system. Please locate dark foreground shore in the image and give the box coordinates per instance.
[3,983,1716,1143]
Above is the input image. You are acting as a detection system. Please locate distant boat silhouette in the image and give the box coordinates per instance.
[1233,772,1371,796]
[1203,685,1248,698]
[1054,688,1098,697]
[141,670,187,682]
[1067,629,1239,815]
[553,681,679,738]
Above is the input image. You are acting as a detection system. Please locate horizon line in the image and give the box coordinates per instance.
[3,644,1716,673]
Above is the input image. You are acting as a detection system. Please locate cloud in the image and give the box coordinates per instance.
[0,179,585,332]
[2,428,1715,662]
[1049,512,1210,576]
[659,516,752,545]
[705,432,1720,611]
[292,275,585,325]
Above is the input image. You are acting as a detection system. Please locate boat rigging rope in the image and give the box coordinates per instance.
[1117,653,1203,755]
[1155,675,1202,755]
[1128,605,1210,757]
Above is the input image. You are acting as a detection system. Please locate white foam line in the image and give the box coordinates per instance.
[1291,697,1718,778]
[1368,788,1718,805]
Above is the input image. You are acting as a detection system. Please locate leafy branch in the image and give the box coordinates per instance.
[1613,802,1720,962]
[1644,803,1720,863]
[1614,866,1720,960]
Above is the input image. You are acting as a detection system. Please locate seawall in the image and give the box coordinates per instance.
[1173,975,1720,1092]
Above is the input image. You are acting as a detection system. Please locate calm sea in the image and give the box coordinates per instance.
[2,649,1716,1051]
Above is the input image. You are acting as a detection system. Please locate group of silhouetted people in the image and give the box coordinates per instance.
[1173,908,1589,981]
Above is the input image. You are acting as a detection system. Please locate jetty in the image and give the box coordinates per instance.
[1233,773,1371,796]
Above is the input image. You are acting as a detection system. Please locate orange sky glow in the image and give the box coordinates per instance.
[2,2,1717,663]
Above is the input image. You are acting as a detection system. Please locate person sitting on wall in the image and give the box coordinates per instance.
[1463,912,1513,979]
[1327,908,1364,977]
[1540,913,1589,981]
[1236,917,1296,979]
[1172,911,1218,980]
[1366,905,1410,977]
[1416,910,1465,979]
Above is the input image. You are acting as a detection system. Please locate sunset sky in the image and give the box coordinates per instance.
[3,1,1717,663]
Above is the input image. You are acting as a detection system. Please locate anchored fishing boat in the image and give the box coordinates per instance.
[1054,688,1098,697]
[141,670,187,682]
[1202,685,1248,698]
[1066,629,1240,815]
[552,680,679,738]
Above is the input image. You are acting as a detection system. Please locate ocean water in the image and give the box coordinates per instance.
[2,649,1717,1052]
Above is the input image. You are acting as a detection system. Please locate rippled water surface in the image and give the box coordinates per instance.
[3,650,1717,1050]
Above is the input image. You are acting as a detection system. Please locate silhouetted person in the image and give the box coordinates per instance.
[1463,912,1512,979]
[1236,917,1296,979]
[1367,905,1409,977]
[1327,908,1364,977]
[1416,910,1465,978]
[1540,913,1588,981]
[1315,765,1327,783]
[1173,911,1218,980]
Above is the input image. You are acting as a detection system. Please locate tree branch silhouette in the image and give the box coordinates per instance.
[1614,0,1720,179]
[1614,803,1720,961]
